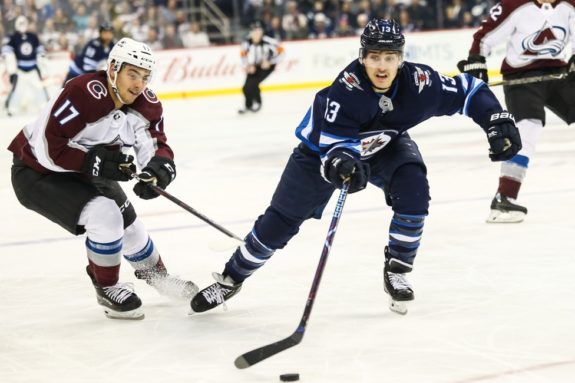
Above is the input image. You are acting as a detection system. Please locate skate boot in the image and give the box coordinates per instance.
[135,266,199,301]
[486,192,527,223]
[86,266,144,320]
[383,250,414,315]
[190,272,242,313]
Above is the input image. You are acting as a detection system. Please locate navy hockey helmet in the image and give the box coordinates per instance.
[360,19,405,54]
[99,22,114,33]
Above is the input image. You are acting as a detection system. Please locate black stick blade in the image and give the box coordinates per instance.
[234,331,304,369]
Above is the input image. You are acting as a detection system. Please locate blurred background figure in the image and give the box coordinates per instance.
[62,22,115,85]
[238,20,284,114]
[2,15,48,116]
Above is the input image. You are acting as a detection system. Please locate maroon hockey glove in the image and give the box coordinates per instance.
[484,112,522,162]
[82,146,135,181]
[133,156,176,199]
[457,55,488,83]
[322,149,370,193]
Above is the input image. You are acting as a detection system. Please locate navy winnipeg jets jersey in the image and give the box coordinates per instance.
[1,32,44,72]
[70,38,115,75]
[296,59,505,159]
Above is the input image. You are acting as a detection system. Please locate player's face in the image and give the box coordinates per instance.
[250,28,264,42]
[100,30,114,44]
[363,50,402,92]
[114,64,151,104]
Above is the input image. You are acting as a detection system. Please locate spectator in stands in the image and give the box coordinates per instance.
[282,0,308,40]
[161,23,183,49]
[309,12,334,39]
[146,25,163,50]
[181,20,210,48]
[445,0,469,29]
[407,0,435,31]
[268,15,286,41]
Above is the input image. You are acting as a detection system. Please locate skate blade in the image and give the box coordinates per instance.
[103,307,145,320]
[486,210,526,223]
[389,298,408,315]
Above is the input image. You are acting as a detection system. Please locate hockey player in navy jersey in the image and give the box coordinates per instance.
[62,22,115,85]
[191,19,522,315]
[1,16,48,116]
[458,0,575,223]
[8,38,198,320]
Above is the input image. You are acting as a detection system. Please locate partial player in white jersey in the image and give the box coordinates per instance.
[1,16,49,116]
[238,20,284,114]
[458,0,575,223]
[8,38,198,320]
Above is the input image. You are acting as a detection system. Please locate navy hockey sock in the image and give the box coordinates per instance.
[224,230,275,283]
[387,213,425,271]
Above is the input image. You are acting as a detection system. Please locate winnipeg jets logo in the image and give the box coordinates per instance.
[522,23,566,56]
[339,71,363,91]
[360,130,398,157]
[413,66,432,94]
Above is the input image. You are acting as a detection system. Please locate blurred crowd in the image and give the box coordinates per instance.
[0,0,495,55]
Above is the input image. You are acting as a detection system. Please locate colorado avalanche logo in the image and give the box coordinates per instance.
[87,80,107,99]
[339,71,364,91]
[413,66,431,94]
[522,23,566,56]
[142,88,159,104]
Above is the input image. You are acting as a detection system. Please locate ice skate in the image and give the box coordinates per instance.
[135,267,199,301]
[86,266,144,320]
[190,272,242,313]
[238,106,248,114]
[486,192,527,223]
[250,102,261,112]
[383,254,414,315]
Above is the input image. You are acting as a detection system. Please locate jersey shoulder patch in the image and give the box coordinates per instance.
[129,88,163,121]
[403,62,434,94]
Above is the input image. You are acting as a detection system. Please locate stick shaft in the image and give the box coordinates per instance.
[489,72,567,87]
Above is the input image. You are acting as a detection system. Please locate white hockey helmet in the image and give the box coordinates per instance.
[15,16,28,34]
[107,37,155,77]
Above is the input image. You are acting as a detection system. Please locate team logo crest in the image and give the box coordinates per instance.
[360,130,398,157]
[87,80,107,99]
[339,71,363,91]
[522,22,566,56]
[142,88,159,103]
[413,66,432,94]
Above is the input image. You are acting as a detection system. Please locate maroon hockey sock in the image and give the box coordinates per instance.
[88,260,120,287]
[497,177,522,199]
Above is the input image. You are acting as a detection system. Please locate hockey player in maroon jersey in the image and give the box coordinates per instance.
[458,0,575,223]
[8,38,198,320]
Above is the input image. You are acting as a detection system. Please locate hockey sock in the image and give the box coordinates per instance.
[387,213,425,271]
[122,219,161,271]
[86,237,122,286]
[224,229,275,283]
[497,118,542,198]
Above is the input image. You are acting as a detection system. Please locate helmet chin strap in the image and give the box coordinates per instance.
[107,67,128,105]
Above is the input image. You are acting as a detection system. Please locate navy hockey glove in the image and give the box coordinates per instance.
[82,146,135,181]
[457,55,489,83]
[133,156,176,199]
[484,112,522,162]
[322,149,370,193]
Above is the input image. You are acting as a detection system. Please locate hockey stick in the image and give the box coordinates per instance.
[489,72,568,87]
[234,181,350,369]
[122,167,244,243]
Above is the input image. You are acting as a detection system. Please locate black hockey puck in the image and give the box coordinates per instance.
[280,373,299,381]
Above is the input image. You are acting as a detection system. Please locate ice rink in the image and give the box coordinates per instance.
[1,87,574,383]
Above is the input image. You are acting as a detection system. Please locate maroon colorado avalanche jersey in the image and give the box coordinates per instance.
[8,71,172,174]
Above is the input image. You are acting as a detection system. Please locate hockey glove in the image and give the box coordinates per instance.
[484,112,522,162]
[457,54,489,83]
[133,156,176,200]
[322,149,370,193]
[82,146,135,181]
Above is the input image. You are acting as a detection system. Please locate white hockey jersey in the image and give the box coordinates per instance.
[469,0,575,74]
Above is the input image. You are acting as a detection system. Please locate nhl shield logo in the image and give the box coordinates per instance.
[378,94,394,113]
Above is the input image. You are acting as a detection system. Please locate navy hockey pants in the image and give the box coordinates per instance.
[223,134,430,282]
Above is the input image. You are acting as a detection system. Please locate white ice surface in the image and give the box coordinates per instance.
[1,88,574,383]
